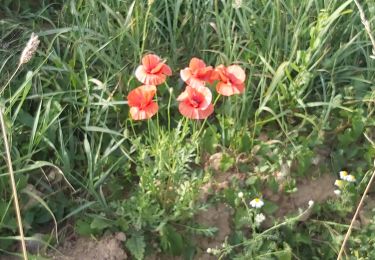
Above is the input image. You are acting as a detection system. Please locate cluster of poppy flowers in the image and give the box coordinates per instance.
[127,54,246,120]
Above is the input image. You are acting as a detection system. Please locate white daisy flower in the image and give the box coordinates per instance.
[346,174,356,182]
[238,192,244,198]
[339,171,348,180]
[250,198,264,208]
[334,189,341,195]
[255,213,266,225]
[334,179,344,188]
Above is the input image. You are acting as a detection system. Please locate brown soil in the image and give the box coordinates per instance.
[49,233,127,260]
[264,173,337,218]
[12,152,348,260]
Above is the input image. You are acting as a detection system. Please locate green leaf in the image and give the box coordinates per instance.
[275,243,292,260]
[126,234,145,260]
[75,219,92,236]
[201,126,218,154]
[239,133,252,153]
[90,217,112,231]
[160,225,184,255]
[220,153,235,172]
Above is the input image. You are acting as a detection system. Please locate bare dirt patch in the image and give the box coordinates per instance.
[49,233,127,260]
[264,173,337,218]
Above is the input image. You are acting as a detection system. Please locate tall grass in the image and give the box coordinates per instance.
[0,0,374,258]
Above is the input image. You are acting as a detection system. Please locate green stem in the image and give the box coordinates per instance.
[140,2,153,57]
[164,82,173,132]
[0,64,21,96]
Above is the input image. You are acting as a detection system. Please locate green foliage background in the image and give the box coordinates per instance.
[0,0,374,259]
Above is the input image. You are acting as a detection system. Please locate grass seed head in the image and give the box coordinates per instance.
[19,32,40,65]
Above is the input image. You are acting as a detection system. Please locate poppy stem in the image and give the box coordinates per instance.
[221,97,227,146]
[165,83,173,132]
[129,119,137,138]
[154,91,160,133]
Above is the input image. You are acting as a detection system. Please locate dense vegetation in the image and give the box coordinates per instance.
[0,0,374,259]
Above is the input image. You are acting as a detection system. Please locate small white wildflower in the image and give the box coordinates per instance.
[346,174,356,182]
[308,200,314,207]
[212,248,220,256]
[334,189,341,195]
[221,243,226,248]
[339,171,349,180]
[334,179,344,188]
[250,198,264,208]
[206,248,212,254]
[238,192,244,198]
[255,213,266,225]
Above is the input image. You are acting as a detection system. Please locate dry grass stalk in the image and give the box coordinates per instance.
[354,0,375,57]
[337,2,375,259]
[0,109,28,260]
[0,32,40,260]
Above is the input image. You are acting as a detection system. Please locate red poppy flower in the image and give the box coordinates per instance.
[215,64,246,96]
[177,85,214,119]
[180,58,215,88]
[127,85,158,120]
[135,54,172,85]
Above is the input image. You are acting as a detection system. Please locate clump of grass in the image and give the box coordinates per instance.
[0,31,40,260]
[0,0,375,259]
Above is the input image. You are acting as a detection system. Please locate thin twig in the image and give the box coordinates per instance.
[0,106,28,260]
[337,160,375,259]
[353,0,375,56]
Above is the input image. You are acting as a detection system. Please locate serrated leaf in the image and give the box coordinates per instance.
[160,225,184,255]
[126,234,145,260]
[90,217,111,231]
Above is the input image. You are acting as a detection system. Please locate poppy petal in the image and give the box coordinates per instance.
[127,85,156,107]
[142,54,161,70]
[144,73,167,85]
[176,90,189,101]
[216,81,244,96]
[198,85,212,109]
[178,102,214,120]
[178,101,197,119]
[150,62,165,74]
[209,69,220,82]
[215,65,229,82]
[197,103,214,119]
[180,68,192,82]
[161,64,172,75]
[187,77,205,88]
[135,65,148,84]
[144,101,158,118]
[227,65,246,84]
[189,58,206,70]
[129,101,158,120]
